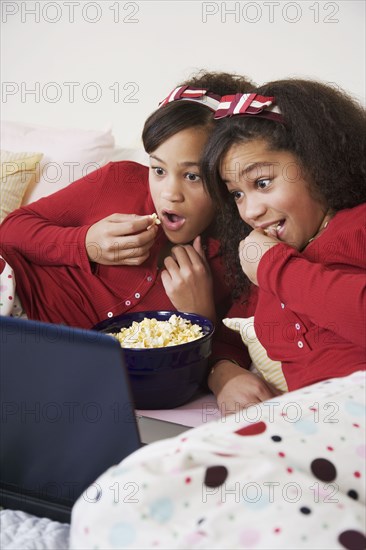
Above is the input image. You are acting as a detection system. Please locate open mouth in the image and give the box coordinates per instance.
[161,210,186,231]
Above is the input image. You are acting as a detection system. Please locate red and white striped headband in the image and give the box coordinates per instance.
[158,85,221,111]
[214,93,283,122]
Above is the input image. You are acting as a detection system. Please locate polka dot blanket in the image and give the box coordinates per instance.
[70,370,365,550]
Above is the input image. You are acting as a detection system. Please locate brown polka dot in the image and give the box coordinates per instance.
[204,465,228,488]
[338,530,366,550]
[310,458,337,482]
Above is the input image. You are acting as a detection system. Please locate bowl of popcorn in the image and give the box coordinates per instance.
[94,311,214,409]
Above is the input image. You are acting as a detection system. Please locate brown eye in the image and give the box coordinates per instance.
[185,172,201,182]
[152,167,165,176]
[257,178,271,190]
[231,190,244,201]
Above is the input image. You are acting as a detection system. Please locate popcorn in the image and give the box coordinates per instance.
[111,314,203,349]
[147,213,161,230]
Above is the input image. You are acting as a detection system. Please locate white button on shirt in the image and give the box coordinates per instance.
[297,341,304,348]
[107,312,113,318]
[147,276,153,282]
[281,303,285,309]
[295,323,301,330]
[125,300,131,306]
[135,293,140,299]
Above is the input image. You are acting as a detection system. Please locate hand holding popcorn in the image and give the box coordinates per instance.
[85,213,159,266]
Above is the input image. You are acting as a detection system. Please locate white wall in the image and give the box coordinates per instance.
[1,0,365,147]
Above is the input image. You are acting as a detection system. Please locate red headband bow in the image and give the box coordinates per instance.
[158,86,221,111]
[214,93,284,122]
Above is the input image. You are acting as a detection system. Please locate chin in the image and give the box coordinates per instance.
[165,232,188,245]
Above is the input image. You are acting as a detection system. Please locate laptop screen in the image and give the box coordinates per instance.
[0,316,142,522]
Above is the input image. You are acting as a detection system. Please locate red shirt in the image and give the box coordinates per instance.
[0,161,249,367]
[255,203,366,390]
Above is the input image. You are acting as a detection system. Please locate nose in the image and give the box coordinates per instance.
[161,174,184,202]
[238,193,266,224]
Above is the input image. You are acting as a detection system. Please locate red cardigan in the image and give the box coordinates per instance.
[0,161,250,367]
[255,203,366,390]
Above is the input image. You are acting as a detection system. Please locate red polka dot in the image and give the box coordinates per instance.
[354,471,361,478]
[8,296,13,300]
[235,421,267,436]
[287,467,293,473]
[7,274,12,278]
[185,477,192,484]
[309,407,317,411]
[353,423,360,428]
[327,446,334,451]
[278,452,285,458]
[274,528,281,534]
[213,452,237,457]
[84,527,89,534]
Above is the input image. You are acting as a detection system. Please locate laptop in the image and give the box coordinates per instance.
[0,316,189,523]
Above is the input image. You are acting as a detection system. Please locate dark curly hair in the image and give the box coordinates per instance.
[142,70,256,153]
[201,78,366,297]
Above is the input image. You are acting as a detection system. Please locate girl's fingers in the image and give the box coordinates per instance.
[163,255,181,276]
[170,243,206,269]
[109,215,159,237]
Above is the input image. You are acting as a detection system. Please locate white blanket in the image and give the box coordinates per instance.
[0,510,70,550]
[70,371,366,549]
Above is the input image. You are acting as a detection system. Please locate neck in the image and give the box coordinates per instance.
[308,209,334,244]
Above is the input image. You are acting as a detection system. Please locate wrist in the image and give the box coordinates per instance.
[208,359,241,394]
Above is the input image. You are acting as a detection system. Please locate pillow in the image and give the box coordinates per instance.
[1,121,115,205]
[0,150,43,222]
[223,316,288,392]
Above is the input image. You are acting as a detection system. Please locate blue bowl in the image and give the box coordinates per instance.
[93,311,215,409]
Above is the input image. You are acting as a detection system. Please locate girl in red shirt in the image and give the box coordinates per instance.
[1,71,277,399]
[201,79,366,410]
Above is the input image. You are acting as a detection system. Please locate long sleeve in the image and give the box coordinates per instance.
[254,204,366,390]
[0,164,113,271]
[257,223,366,349]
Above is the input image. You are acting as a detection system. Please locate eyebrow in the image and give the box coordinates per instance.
[222,161,277,184]
[242,161,276,176]
[149,154,200,168]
